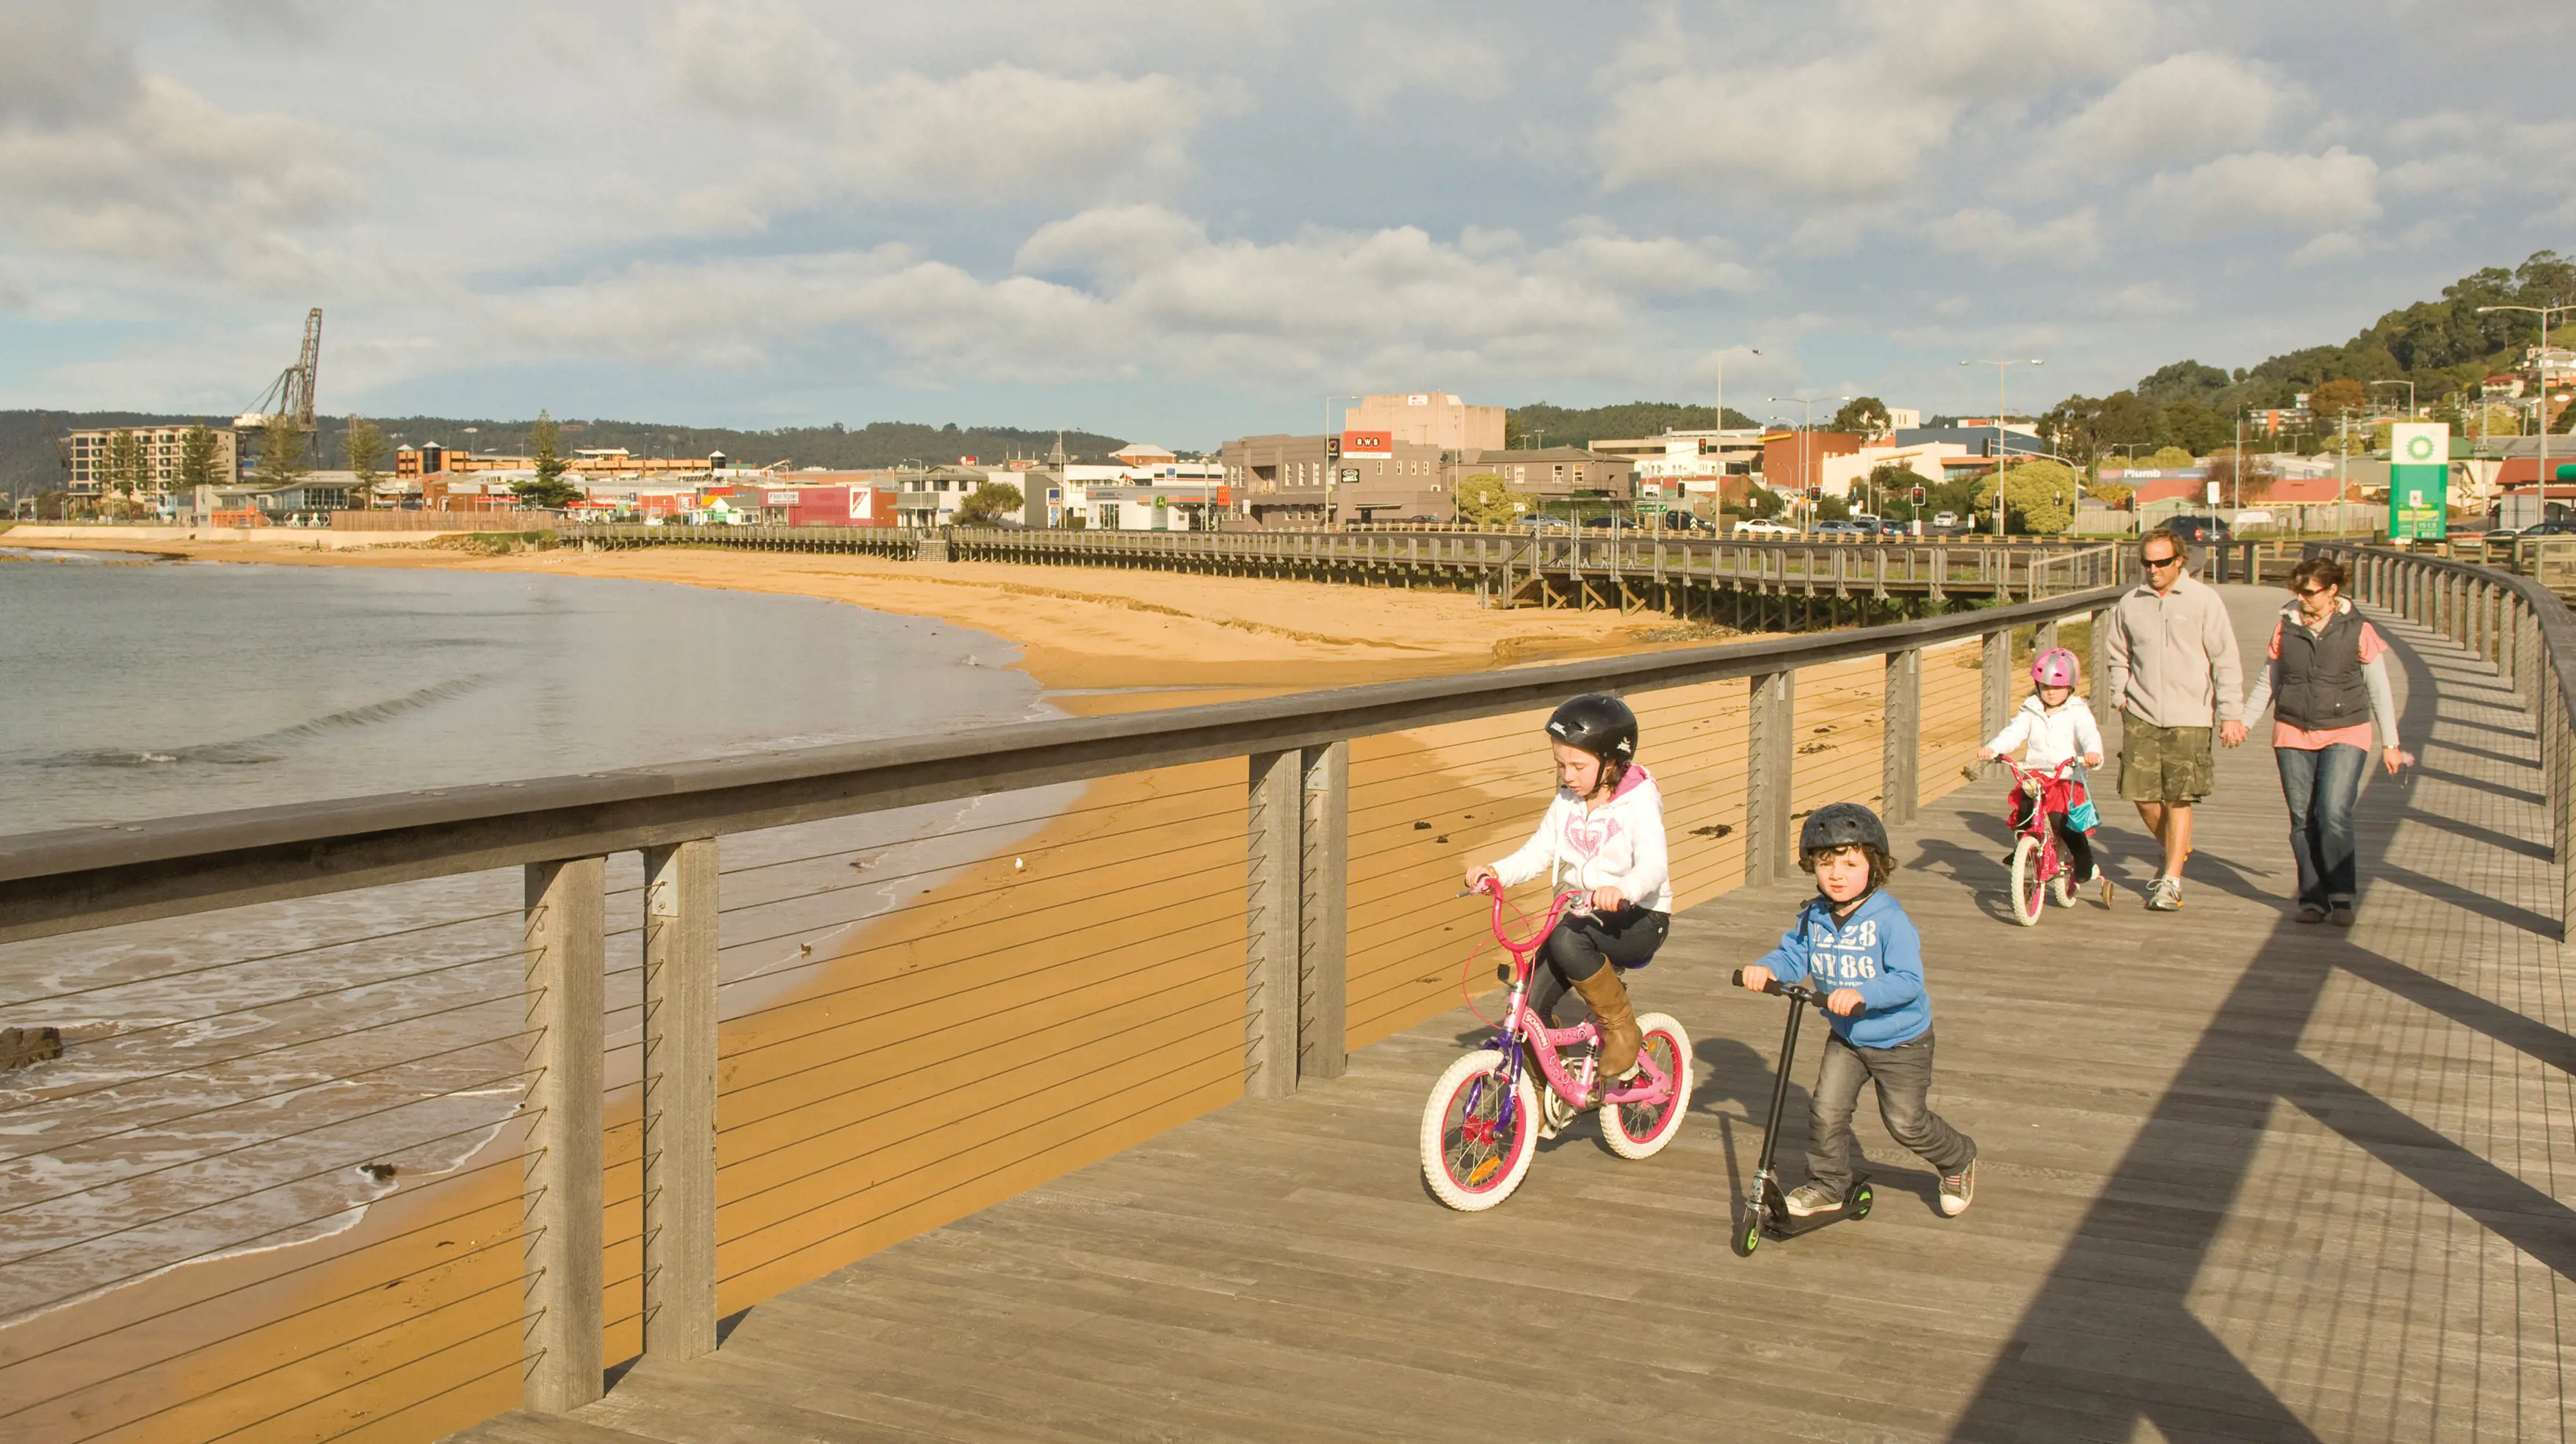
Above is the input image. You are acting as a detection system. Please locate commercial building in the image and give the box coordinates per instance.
[394,445,732,479]
[1455,446,1635,507]
[60,424,238,496]
[1221,433,1456,526]
[1339,393,1507,452]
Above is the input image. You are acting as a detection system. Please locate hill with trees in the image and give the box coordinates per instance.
[2043,250,2574,465]
[1502,401,1758,449]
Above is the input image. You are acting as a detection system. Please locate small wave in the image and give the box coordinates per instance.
[45,675,495,769]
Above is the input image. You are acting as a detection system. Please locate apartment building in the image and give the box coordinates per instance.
[1340,393,1507,451]
[60,424,238,495]
[1455,446,1637,502]
[1221,432,1453,526]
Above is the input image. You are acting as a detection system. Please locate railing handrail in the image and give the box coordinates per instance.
[0,587,2118,946]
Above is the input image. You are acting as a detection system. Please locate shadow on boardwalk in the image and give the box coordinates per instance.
[462,592,2574,1444]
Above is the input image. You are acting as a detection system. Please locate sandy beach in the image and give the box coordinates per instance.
[1,534,1746,1441]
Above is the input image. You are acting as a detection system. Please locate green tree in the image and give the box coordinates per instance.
[1454,471,1514,528]
[510,475,584,510]
[530,410,566,486]
[101,429,147,509]
[2144,445,2196,468]
[2086,481,2136,508]
[1976,460,2081,534]
[1812,493,1851,522]
[2307,377,2370,429]
[952,480,1024,526]
[250,415,310,487]
[1829,396,1893,440]
[343,417,386,509]
[1744,484,1785,519]
[178,424,222,492]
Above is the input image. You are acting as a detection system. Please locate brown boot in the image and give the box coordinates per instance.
[1570,964,1643,1092]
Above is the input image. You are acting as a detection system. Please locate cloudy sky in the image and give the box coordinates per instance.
[0,0,2569,446]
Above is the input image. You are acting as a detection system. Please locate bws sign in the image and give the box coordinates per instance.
[1340,431,1393,457]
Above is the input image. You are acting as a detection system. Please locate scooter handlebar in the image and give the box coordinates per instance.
[1731,968,1826,1004]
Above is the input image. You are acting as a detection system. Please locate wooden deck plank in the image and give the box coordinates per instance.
[450,586,2573,1443]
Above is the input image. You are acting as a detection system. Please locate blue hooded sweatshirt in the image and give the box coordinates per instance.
[1751,889,1932,1049]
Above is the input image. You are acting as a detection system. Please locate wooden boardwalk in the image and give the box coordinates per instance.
[458,587,2573,1443]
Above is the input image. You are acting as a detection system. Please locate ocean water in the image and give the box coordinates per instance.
[0,553,1069,1321]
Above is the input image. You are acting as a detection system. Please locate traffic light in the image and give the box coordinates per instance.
[1911,486,1926,505]
[1326,435,1341,460]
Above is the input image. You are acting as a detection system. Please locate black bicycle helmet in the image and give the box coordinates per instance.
[1545,694,1638,761]
[1799,802,1889,857]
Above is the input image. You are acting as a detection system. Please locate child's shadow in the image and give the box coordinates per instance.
[1690,1036,1806,1207]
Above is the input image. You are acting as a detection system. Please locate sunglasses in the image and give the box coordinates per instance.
[2143,554,2184,568]
[2295,585,2334,598]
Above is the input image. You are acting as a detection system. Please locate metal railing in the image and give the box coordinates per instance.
[2319,543,2576,937]
[0,584,2120,1442]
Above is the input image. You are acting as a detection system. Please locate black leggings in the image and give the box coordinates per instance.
[1527,907,1670,1027]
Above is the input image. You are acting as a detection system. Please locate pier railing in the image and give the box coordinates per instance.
[0,585,2119,1443]
[2320,542,2576,937]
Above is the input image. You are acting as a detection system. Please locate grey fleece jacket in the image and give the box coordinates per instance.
[2104,570,2243,729]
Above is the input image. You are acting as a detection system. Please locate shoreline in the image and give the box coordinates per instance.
[0,534,1718,1439]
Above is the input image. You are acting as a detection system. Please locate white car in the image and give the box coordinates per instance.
[1932,511,1958,527]
[1731,519,1798,537]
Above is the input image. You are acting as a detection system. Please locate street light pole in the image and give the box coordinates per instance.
[1961,359,2043,535]
[2479,302,2573,512]
[1769,394,1850,528]
[1323,393,1359,529]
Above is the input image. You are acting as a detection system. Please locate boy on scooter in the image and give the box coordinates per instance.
[1735,803,1978,1218]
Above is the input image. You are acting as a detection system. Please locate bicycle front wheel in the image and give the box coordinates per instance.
[1421,1051,1540,1211]
[2009,835,2046,926]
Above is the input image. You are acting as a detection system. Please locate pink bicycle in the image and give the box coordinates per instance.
[1419,879,1693,1211]
[1997,757,2096,925]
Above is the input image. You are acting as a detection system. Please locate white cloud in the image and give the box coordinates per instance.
[2083,281,2194,317]
[1334,19,1508,112]
[1926,206,2105,266]
[1593,0,2147,201]
[2139,147,2380,236]
[488,206,1759,389]
[2036,51,2295,177]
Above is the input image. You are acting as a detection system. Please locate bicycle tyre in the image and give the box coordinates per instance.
[2009,836,2045,926]
[1420,1051,1539,1211]
[1602,1013,1692,1161]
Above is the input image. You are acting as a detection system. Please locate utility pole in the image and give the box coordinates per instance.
[1962,359,2042,535]
[1769,394,1850,526]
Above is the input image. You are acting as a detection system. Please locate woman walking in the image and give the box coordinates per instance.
[2224,557,2404,925]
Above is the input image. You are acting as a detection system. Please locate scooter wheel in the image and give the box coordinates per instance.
[1848,1182,1874,1221]
[1732,1212,1762,1257]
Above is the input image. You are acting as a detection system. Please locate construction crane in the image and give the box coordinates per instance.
[234,308,322,432]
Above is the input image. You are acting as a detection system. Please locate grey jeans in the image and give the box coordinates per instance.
[1806,1028,1977,1201]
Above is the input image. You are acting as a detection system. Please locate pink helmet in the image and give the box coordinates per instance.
[2032,647,2081,689]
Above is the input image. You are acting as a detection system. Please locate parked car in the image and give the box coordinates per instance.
[2164,514,2232,543]
[1811,520,1868,537]
[1932,511,1958,527]
[2231,509,2278,529]
[1731,518,1797,537]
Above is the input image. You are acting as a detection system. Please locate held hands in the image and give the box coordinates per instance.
[2218,719,2249,748]
[1826,988,1865,1016]
[2383,746,2408,776]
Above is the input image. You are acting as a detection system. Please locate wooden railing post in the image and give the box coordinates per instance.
[2088,606,2114,708]
[1883,648,1920,825]
[640,839,718,1364]
[1245,752,1301,1097]
[1298,741,1348,1083]
[1745,670,1794,885]
[1981,627,2013,742]
[523,856,607,1413]
[2035,618,2058,656]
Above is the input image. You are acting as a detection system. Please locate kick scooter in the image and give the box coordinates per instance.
[1729,967,1871,1255]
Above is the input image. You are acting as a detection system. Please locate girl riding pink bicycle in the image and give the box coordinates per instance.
[1979,646,2110,908]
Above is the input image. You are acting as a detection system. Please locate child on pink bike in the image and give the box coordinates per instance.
[1978,646,2110,899]
[1737,804,1978,1218]
[1464,694,1670,1099]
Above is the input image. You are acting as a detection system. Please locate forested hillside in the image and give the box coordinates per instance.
[1502,401,1759,449]
[2043,250,2573,463]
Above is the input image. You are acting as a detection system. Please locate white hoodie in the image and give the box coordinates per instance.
[1983,693,2104,770]
[1488,763,1674,913]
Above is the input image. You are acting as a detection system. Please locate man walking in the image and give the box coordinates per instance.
[2105,527,2243,911]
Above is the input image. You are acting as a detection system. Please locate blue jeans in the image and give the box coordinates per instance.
[2275,744,2366,907]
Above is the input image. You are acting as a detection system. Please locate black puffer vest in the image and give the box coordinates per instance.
[2276,606,2369,732]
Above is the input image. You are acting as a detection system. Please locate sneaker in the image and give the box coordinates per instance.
[2295,902,2329,924]
[2145,877,2183,912]
[1939,1161,1976,1217]
[2329,898,2357,927]
[1781,1183,1842,1218]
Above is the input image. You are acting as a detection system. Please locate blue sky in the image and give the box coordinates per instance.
[0,0,2569,449]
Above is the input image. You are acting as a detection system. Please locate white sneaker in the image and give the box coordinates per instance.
[2144,877,2183,912]
[1939,1161,1976,1217]
[1782,1183,1841,1217]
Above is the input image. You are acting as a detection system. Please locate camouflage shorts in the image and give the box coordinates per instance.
[2119,712,2213,804]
